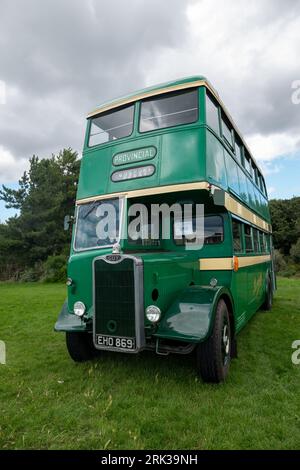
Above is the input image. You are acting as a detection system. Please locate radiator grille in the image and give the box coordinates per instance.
[94,258,136,337]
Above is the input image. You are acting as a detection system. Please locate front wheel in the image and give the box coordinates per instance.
[196,299,231,383]
[66,332,97,362]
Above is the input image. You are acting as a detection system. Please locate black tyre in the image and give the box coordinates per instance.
[66,332,97,362]
[262,276,273,311]
[196,299,231,383]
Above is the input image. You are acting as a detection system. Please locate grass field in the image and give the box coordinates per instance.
[0,278,300,450]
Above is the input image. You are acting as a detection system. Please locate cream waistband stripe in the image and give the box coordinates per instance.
[199,255,271,270]
[76,181,271,233]
[76,182,209,204]
[224,193,270,232]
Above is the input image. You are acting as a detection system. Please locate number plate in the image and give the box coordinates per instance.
[95,334,136,351]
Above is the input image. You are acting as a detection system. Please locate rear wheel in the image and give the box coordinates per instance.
[66,332,97,362]
[262,276,273,311]
[196,299,231,383]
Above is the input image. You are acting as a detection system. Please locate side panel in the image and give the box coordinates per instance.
[155,285,232,343]
[230,269,248,331]
[54,300,87,332]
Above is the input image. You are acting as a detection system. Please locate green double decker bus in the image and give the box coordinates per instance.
[55,76,275,383]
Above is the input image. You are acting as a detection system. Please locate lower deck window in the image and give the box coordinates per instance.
[232,219,243,253]
[174,215,224,246]
[244,225,253,253]
[253,228,260,252]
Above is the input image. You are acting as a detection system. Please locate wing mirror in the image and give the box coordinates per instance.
[64,215,75,231]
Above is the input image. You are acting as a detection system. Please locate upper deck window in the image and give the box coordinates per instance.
[234,137,243,165]
[88,104,134,147]
[222,116,233,149]
[206,94,220,135]
[139,89,198,133]
[244,151,252,177]
[258,173,264,192]
[253,163,259,186]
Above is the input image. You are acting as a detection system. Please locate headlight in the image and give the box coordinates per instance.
[74,301,86,317]
[145,305,161,323]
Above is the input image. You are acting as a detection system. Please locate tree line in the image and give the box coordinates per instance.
[0,149,80,281]
[0,149,299,280]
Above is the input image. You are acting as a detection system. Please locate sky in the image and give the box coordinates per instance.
[0,0,300,221]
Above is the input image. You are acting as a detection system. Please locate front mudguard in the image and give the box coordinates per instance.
[155,285,233,344]
[54,300,88,333]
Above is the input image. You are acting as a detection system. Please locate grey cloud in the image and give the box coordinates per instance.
[0,0,188,166]
[1,0,300,183]
[200,1,300,141]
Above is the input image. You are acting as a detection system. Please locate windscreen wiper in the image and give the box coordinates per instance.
[82,199,99,219]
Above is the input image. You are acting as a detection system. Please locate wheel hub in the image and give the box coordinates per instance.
[222,322,230,364]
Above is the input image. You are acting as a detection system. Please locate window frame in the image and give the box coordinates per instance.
[73,197,125,252]
[172,213,225,247]
[259,230,265,253]
[88,103,135,148]
[234,136,243,166]
[232,218,244,254]
[205,92,220,136]
[244,152,253,179]
[221,114,234,150]
[252,227,260,253]
[244,224,254,253]
[253,163,259,186]
[138,88,199,134]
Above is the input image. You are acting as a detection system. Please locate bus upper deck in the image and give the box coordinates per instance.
[77,76,270,231]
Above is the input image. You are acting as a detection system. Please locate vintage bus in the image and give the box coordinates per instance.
[55,76,275,383]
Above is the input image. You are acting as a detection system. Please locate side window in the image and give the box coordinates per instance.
[244,152,252,177]
[262,180,268,198]
[204,216,224,244]
[206,93,220,135]
[259,231,264,252]
[258,173,267,197]
[222,116,233,148]
[253,164,259,186]
[173,215,224,246]
[232,219,243,253]
[234,138,243,165]
[244,224,253,253]
[140,88,198,133]
[253,228,259,252]
[265,234,270,252]
[262,233,268,252]
[258,174,264,193]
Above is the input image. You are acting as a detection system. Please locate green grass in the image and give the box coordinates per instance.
[0,278,299,450]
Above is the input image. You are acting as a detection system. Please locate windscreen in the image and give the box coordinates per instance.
[74,198,122,250]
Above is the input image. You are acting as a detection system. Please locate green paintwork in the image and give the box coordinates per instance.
[55,300,87,332]
[55,76,274,350]
[155,285,233,343]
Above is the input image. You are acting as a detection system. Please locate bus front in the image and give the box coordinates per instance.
[55,76,234,382]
